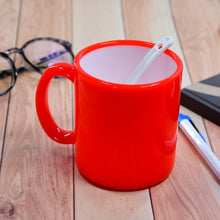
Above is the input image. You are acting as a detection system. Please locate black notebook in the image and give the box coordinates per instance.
[180,73,220,126]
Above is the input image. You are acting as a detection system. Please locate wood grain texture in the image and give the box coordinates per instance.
[170,0,220,82]
[17,0,72,42]
[73,0,124,53]
[75,166,154,220]
[171,0,220,178]
[0,0,20,167]
[151,131,220,220]
[171,0,220,160]
[73,0,153,219]
[0,0,74,219]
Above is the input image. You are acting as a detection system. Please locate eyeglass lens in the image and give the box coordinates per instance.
[0,55,13,95]
[23,39,73,72]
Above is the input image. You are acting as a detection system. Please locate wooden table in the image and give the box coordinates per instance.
[0,0,219,219]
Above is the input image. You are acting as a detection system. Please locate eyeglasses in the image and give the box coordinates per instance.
[0,37,74,96]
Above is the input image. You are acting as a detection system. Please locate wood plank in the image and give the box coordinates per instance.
[0,0,74,219]
[171,0,220,82]
[0,94,9,162]
[0,0,20,164]
[73,0,153,219]
[171,0,220,194]
[171,0,220,159]
[73,0,124,53]
[204,120,220,159]
[75,166,153,220]
[122,0,220,219]
[151,130,220,220]
[0,0,20,174]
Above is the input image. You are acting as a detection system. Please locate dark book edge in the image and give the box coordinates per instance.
[180,88,220,126]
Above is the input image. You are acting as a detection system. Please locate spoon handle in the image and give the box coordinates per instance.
[126,36,173,84]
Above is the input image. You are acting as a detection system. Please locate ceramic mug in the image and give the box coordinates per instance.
[35,40,183,190]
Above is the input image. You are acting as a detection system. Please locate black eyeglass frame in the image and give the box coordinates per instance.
[0,37,75,96]
[0,52,17,96]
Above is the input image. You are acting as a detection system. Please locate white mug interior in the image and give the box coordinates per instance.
[80,45,177,85]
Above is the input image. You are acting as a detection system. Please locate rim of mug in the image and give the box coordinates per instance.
[74,40,183,88]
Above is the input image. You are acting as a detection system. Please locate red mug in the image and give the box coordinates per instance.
[35,40,183,190]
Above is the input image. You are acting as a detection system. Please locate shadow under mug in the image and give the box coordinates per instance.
[35,40,183,190]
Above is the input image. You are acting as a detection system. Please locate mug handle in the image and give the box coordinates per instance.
[35,62,76,144]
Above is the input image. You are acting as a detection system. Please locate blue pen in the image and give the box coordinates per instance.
[178,113,206,142]
[178,113,220,180]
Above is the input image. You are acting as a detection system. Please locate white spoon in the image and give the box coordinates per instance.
[126,36,174,84]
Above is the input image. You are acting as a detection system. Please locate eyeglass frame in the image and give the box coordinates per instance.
[0,37,75,96]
